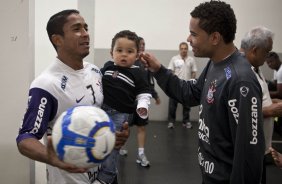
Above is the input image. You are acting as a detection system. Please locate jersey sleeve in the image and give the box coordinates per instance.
[16,87,58,143]
[135,68,151,95]
[154,65,204,107]
[227,80,264,184]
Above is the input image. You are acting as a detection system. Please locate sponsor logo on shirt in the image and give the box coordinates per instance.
[224,66,232,80]
[198,147,214,174]
[228,99,239,124]
[112,71,119,78]
[228,97,259,144]
[88,165,101,182]
[250,97,258,145]
[30,97,47,134]
[240,86,249,97]
[206,80,217,104]
[198,105,210,144]
[76,95,85,103]
[91,67,102,75]
[61,75,68,91]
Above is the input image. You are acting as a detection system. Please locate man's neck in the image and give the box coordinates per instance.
[57,54,84,70]
[211,43,236,63]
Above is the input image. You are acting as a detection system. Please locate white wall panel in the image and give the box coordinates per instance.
[94,0,282,52]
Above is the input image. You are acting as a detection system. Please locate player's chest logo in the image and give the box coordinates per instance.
[112,71,119,78]
[224,66,232,80]
[76,95,85,103]
[61,75,68,91]
[206,80,217,104]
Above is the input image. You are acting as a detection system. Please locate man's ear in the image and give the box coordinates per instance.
[51,34,63,48]
[210,32,221,45]
[251,46,258,56]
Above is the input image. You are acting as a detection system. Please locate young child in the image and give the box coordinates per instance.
[119,37,161,168]
[95,30,151,184]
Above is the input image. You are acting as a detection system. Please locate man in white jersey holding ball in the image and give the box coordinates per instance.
[16,9,129,184]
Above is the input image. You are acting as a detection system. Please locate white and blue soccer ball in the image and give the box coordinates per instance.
[52,105,116,168]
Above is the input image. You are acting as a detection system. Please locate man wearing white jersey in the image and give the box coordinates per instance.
[16,9,129,184]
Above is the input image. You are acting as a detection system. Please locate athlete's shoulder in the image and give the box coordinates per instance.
[84,61,102,76]
[30,61,71,94]
[230,52,254,78]
[228,52,261,92]
[30,63,58,92]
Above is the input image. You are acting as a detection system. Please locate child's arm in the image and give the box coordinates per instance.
[136,93,152,119]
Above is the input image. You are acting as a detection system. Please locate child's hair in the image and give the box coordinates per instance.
[111,30,140,52]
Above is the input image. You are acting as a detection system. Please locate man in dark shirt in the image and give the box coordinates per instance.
[141,1,264,183]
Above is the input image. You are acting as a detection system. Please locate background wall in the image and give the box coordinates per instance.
[1,0,282,183]
[0,0,35,183]
[93,0,282,51]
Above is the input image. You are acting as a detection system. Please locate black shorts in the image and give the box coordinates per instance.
[128,111,149,127]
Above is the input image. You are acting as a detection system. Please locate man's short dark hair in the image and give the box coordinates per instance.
[190,0,236,44]
[46,9,80,50]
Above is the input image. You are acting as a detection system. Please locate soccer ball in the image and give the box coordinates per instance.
[52,105,116,168]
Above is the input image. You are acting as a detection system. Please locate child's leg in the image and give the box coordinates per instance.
[96,106,128,183]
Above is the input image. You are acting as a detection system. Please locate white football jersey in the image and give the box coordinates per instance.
[17,58,104,184]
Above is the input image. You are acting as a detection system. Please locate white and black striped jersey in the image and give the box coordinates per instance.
[101,61,151,113]
[16,58,103,184]
[154,50,264,184]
